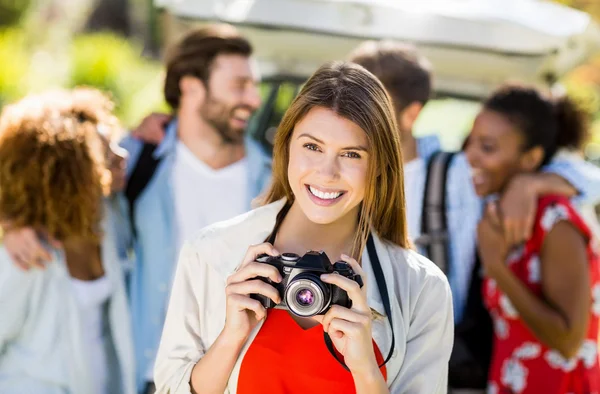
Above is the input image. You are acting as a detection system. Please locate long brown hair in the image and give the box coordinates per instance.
[261,61,409,256]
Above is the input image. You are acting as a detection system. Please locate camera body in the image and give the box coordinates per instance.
[250,251,362,317]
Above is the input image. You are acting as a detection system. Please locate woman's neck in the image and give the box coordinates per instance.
[62,237,104,281]
[274,201,360,262]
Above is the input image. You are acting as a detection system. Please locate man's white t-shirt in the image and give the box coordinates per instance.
[172,141,249,253]
[147,141,249,380]
[403,157,427,243]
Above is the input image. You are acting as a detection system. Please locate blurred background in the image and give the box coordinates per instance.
[0,0,599,162]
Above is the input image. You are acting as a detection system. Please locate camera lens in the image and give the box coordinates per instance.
[285,273,331,317]
[296,288,315,306]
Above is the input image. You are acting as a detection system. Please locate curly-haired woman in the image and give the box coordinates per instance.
[0,87,129,270]
[0,90,135,394]
[466,85,600,393]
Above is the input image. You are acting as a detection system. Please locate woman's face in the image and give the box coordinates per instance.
[465,109,527,197]
[288,107,370,225]
[98,133,128,194]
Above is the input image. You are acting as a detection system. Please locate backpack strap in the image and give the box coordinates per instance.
[449,250,493,388]
[124,143,162,239]
[416,150,456,274]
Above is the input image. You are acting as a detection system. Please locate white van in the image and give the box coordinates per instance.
[155,0,600,152]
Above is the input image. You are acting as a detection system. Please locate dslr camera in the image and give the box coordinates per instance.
[250,251,363,317]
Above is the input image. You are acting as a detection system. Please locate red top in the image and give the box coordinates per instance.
[237,308,387,393]
[484,195,600,394]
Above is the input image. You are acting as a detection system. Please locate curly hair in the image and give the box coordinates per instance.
[0,90,110,242]
[484,84,589,166]
[67,87,123,141]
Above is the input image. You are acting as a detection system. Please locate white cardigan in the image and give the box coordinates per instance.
[0,210,136,394]
[155,199,454,393]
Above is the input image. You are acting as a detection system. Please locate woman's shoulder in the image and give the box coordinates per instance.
[0,245,63,276]
[0,246,51,300]
[534,194,590,238]
[536,194,573,210]
[0,246,19,278]
[0,246,34,282]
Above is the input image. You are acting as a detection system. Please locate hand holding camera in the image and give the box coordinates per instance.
[249,249,379,376]
[223,242,283,343]
[249,250,363,317]
[224,243,382,376]
[317,254,380,376]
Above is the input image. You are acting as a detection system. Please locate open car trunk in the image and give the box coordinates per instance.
[155,0,600,153]
[156,0,600,99]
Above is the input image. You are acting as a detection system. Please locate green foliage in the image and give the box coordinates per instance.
[0,28,167,128]
[0,28,29,107]
[0,0,32,27]
[564,78,600,118]
[553,0,600,154]
[552,0,600,22]
[69,33,168,126]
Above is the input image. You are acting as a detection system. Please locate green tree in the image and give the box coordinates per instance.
[553,0,600,149]
[0,0,32,26]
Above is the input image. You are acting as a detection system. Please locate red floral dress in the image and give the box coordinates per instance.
[484,195,600,394]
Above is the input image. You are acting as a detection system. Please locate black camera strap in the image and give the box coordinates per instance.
[323,234,395,372]
[266,205,395,372]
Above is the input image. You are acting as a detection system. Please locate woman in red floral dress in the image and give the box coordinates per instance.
[465,84,600,394]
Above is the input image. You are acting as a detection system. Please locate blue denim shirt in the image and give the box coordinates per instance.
[117,119,272,392]
[416,135,600,323]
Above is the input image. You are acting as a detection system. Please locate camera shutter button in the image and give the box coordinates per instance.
[281,253,300,262]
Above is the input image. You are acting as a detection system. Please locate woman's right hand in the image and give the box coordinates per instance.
[222,242,282,343]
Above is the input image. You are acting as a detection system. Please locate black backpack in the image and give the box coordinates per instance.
[449,252,494,389]
[417,150,493,389]
[418,150,456,274]
[124,143,162,239]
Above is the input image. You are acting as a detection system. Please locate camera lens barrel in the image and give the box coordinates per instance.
[285,273,331,317]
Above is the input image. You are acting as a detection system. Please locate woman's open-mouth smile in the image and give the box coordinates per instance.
[305,184,346,206]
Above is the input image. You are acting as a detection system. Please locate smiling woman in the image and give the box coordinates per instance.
[282,108,371,243]
[154,61,454,394]
[465,85,600,394]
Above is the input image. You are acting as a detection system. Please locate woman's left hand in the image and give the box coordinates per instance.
[317,254,379,377]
